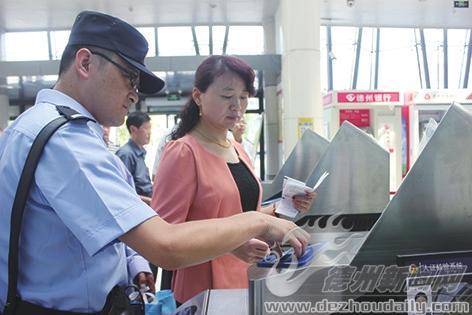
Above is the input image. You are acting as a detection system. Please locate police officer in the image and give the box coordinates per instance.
[0,11,308,314]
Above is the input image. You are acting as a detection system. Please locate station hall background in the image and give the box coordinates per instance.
[1,0,471,192]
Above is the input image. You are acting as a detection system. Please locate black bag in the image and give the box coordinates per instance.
[104,285,144,315]
[2,106,144,315]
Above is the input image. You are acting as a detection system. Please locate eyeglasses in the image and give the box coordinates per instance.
[90,50,139,91]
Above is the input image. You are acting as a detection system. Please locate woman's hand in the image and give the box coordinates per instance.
[232,238,269,263]
[292,191,317,214]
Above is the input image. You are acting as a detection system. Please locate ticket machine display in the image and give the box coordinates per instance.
[398,251,472,315]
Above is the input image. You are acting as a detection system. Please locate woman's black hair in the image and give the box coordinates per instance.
[171,55,256,140]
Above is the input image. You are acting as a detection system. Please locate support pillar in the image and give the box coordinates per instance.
[279,0,322,156]
[263,17,280,179]
[0,26,10,132]
[0,94,10,132]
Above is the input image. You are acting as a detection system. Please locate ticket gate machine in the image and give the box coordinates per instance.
[262,129,329,201]
[301,121,389,218]
[248,121,390,315]
[247,104,472,315]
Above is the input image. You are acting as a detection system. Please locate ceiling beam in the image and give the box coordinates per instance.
[0,54,282,85]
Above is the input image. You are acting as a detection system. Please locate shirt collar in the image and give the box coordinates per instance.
[35,89,104,140]
[36,89,96,121]
[128,139,146,156]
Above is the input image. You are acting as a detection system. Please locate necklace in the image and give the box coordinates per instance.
[194,128,232,149]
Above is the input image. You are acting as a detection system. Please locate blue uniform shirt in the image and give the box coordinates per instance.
[0,89,157,312]
[116,140,153,197]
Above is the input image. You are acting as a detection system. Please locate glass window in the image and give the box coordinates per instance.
[50,30,71,60]
[242,112,263,176]
[6,76,19,84]
[331,26,357,90]
[3,31,49,61]
[195,26,209,55]
[43,74,58,82]
[145,114,170,169]
[41,75,58,86]
[448,29,470,88]
[357,27,378,90]
[137,27,156,57]
[247,97,260,111]
[424,28,444,89]
[212,26,226,55]
[158,27,195,56]
[277,24,284,54]
[226,26,264,55]
[254,73,260,93]
[378,28,420,91]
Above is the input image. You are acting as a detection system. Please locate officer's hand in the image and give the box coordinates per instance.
[134,272,156,293]
[259,216,309,257]
[232,238,269,263]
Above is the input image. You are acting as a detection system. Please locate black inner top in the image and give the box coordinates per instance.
[227,159,260,212]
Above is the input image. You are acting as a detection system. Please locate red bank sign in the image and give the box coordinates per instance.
[337,92,400,103]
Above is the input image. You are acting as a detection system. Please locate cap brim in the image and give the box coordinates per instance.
[119,53,165,95]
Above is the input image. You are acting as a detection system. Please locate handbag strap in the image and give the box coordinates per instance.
[4,105,94,315]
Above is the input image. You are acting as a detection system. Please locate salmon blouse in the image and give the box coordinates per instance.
[151,133,262,303]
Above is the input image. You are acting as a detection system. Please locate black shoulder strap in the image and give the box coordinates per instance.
[4,106,94,315]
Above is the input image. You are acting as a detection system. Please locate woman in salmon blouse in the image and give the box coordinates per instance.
[151,55,315,304]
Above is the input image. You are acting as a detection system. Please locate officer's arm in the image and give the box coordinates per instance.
[119,212,308,270]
